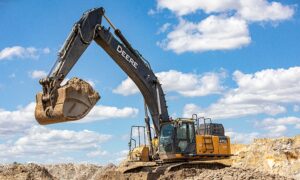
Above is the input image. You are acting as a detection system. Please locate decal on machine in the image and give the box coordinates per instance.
[117,45,138,69]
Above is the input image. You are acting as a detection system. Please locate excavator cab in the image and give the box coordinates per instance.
[158,117,231,162]
[159,119,196,161]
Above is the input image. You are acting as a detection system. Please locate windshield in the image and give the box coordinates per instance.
[159,124,174,153]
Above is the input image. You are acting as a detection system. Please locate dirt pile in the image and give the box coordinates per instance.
[231,135,300,179]
[0,163,55,180]
[0,162,295,180]
[159,167,292,180]
[44,163,103,180]
[0,136,299,180]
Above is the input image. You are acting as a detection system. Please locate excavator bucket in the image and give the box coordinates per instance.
[35,77,100,125]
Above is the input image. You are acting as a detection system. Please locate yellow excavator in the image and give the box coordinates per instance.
[35,7,231,170]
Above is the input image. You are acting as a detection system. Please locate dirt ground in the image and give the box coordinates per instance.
[0,135,299,180]
[0,163,294,180]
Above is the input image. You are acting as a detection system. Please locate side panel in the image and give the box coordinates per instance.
[218,136,231,154]
[196,135,231,155]
[196,135,205,154]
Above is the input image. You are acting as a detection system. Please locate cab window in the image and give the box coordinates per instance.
[159,124,174,153]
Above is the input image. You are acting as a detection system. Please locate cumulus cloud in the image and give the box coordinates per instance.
[29,70,47,79]
[226,130,260,144]
[42,48,51,54]
[183,67,300,119]
[0,102,36,137]
[86,149,108,158]
[0,46,50,60]
[157,23,171,34]
[157,0,237,16]
[0,102,139,137]
[0,126,111,162]
[113,78,139,96]
[155,0,294,53]
[157,0,294,21]
[0,101,137,162]
[112,149,129,164]
[158,16,250,54]
[83,105,139,123]
[238,0,295,22]
[113,70,226,97]
[255,116,300,137]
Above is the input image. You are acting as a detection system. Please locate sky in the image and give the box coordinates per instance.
[0,0,299,164]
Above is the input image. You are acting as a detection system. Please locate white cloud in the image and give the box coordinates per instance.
[0,126,111,162]
[82,105,139,123]
[255,116,300,137]
[264,125,287,137]
[42,48,51,54]
[158,16,250,54]
[86,149,108,157]
[226,130,260,144]
[238,0,295,22]
[156,0,294,21]
[113,70,225,97]
[0,102,139,137]
[113,78,139,96]
[183,103,202,118]
[0,46,50,60]
[157,23,171,34]
[29,70,47,79]
[112,149,128,164]
[0,102,36,137]
[257,116,300,127]
[0,101,138,163]
[155,0,294,53]
[157,0,238,16]
[186,67,300,119]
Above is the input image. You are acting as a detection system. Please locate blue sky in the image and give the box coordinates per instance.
[0,0,299,164]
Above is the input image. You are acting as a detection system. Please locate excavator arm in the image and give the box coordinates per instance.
[36,7,169,135]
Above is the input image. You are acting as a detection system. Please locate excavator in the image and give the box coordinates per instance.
[35,7,232,171]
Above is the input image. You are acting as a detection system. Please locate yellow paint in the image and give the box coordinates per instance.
[152,137,159,151]
[130,146,149,162]
[196,135,231,155]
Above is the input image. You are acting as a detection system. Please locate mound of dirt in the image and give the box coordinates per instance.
[0,163,54,180]
[0,163,295,180]
[231,135,300,179]
[45,163,103,180]
[159,167,292,180]
[0,136,299,180]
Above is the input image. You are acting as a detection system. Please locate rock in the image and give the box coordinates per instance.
[231,135,300,179]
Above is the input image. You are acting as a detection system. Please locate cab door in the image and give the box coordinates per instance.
[175,122,196,154]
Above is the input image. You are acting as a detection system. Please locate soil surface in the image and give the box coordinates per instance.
[0,135,299,180]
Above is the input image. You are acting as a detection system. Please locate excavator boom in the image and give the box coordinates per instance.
[35,7,169,135]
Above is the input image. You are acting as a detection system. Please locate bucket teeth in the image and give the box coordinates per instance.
[35,77,100,125]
